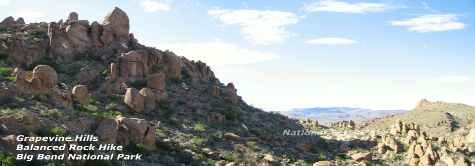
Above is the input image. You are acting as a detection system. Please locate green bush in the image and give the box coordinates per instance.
[0,67,12,77]
[40,109,65,118]
[155,128,167,138]
[193,123,207,132]
[0,152,15,166]
[191,137,207,146]
[223,107,241,121]
[126,143,146,154]
[4,76,15,82]
[28,30,48,39]
[50,127,66,136]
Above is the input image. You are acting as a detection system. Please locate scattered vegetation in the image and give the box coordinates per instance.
[193,122,207,132]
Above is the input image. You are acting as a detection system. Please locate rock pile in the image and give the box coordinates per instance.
[300,118,319,130]
[330,120,355,130]
[381,120,472,166]
[95,117,157,150]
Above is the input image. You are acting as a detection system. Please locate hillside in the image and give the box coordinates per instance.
[282,107,407,125]
[363,99,475,137]
[0,8,332,166]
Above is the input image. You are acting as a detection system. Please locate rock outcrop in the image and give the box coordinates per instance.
[72,85,89,105]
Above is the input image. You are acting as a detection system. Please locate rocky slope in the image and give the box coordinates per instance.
[0,7,332,166]
[363,99,475,137]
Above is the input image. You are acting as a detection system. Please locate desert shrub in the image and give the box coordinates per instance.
[50,127,66,136]
[0,27,8,33]
[0,152,15,166]
[223,108,241,121]
[126,143,146,154]
[4,76,15,82]
[193,123,207,132]
[40,109,65,118]
[246,141,259,151]
[155,128,168,138]
[0,67,12,77]
[191,137,207,146]
[27,30,48,39]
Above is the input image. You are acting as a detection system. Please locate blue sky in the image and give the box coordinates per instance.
[1,0,474,111]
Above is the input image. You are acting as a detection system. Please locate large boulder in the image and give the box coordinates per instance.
[139,88,157,112]
[95,118,118,144]
[31,65,58,92]
[466,128,475,144]
[101,7,129,46]
[350,152,371,161]
[163,52,182,80]
[116,117,156,150]
[72,85,89,105]
[223,83,239,104]
[124,88,145,112]
[65,22,91,53]
[147,73,166,91]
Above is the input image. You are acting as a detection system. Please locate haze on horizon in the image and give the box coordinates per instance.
[1,0,474,111]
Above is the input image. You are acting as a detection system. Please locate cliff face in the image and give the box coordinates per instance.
[0,7,328,166]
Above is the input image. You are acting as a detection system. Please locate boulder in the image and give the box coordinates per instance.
[313,161,334,166]
[211,85,220,97]
[0,135,17,152]
[124,88,145,112]
[163,52,182,80]
[143,126,157,151]
[116,117,155,149]
[72,85,89,105]
[95,118,118,144]
[67,12,79,23]
[65,23,91,53]
[466,128,475,143]
[110,62,118,80]
[139,88,157,112]
[147,73,166,91]
[223,132,240,141]
[16,17,25,25]
[350,152,371,161]
[31,65,58,93]
[455,157,469,166]
[414,144,424,158]
[90,21,103,47]
[263,154,275,162]
[101,7,129,46]
[223,83,239,104]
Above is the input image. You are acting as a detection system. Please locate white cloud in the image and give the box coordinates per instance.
[208,8,299,45]
[391,14,465,32]
[157,40,279,67]
[0,0,11,6]
[306,37,358,45]
[304,0,388,13]
[15,10,46,22]
[439,75,470,83]
[141,0,171,12]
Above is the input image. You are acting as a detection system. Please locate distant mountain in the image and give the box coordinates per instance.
[364,99,475,137]
[281,107,407,125]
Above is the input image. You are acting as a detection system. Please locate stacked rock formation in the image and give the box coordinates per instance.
[330,120,356,130]
[380,120,472,166]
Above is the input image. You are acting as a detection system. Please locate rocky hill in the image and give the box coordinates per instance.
[0,7,332,166]
[363,99,475,137]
